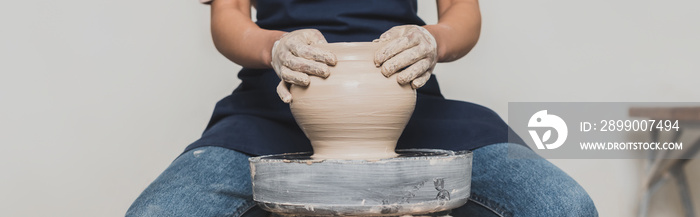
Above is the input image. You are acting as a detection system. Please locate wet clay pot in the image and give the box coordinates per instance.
[290,42,417,160]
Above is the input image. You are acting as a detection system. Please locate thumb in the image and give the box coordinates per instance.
[378,25,411,41]
[276,81,293,103]
[303,29,328,45]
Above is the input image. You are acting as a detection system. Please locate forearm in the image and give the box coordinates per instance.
[211,0,285,68]
[423,0,481,62]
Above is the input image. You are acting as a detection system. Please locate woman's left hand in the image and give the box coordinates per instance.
[374,25,438,89]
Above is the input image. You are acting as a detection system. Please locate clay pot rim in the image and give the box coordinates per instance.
[248,149,473,164]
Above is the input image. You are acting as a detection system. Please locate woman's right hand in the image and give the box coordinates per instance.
[272,29,337,103]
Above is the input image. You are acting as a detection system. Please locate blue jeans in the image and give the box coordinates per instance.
[126,143,598,217]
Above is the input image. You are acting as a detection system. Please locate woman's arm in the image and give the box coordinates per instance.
[423,0,482,62]
[371,0,481,88]
[210,0,285,68]
[209,0,336,102]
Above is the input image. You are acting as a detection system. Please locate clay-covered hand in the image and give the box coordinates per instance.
[373,25,437,89]
[272,29,337,103]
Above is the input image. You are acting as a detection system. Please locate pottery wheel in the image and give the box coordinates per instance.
[249,149,473,216]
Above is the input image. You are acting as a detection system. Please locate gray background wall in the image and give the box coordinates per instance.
[0,0,698,216]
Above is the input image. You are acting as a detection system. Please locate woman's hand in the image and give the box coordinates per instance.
[272,29,337,103]
[373,25,438,89]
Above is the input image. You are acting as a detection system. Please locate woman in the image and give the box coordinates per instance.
[127,0,598,216]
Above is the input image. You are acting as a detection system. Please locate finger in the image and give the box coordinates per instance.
[374,36,418,67]
[378,25,409,41]
[288,43,337,66]
[380,45,425,77]
[396,59,432,85]
[374,31,397,42]
[302,29,328,44]
[276,81,292,103]
[279,66,310,87]
[281,52,330,78]
[411,69,432,89]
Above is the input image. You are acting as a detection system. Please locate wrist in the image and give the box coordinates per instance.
[422,24,450,62]
[258,29,286,68]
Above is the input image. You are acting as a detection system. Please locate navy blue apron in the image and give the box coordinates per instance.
[185,0,524,156]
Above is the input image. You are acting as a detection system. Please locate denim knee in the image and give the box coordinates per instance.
[126,146,257,217]
[126,204,175,217]
[467,143,598,216]
[539,180,598,217]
